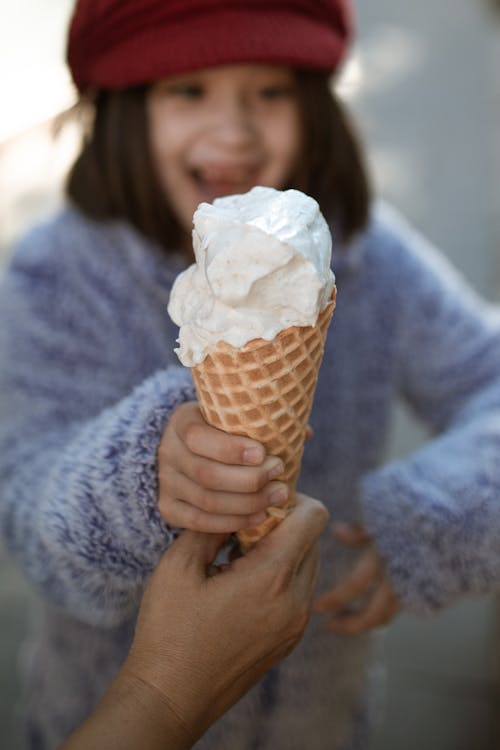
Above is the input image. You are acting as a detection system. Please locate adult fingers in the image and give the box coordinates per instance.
[275,544,321,645]
[314,548,382,614]
[150,530,230,590]
[166,529,229,569]
[254,494,329,569]
[294,543,321,604]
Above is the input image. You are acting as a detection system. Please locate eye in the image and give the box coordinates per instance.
[258,84,296,100]
[155,80,205,99]
[169,82,204,98]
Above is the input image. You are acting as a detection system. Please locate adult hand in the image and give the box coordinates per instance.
[121,492,328,748]
[158,402,289,532]
[314,523,400,635]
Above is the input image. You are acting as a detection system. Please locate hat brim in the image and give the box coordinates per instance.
[71,7,348,90]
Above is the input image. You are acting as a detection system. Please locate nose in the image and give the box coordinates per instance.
[210,93,257,149]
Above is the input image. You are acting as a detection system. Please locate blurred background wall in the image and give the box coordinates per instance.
[348,3,500,748]
[0,1,499,748]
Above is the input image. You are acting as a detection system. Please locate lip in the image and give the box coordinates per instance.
[190,164,262,202]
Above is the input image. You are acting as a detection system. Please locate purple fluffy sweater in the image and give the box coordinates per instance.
[1,202,500,749]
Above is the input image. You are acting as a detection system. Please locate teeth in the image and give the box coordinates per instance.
[194,166,256,185]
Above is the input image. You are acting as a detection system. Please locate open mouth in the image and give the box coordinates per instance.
[191,166,262,203]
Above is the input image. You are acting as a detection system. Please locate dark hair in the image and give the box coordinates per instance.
[66,71,371,253]
[292,69,371,244]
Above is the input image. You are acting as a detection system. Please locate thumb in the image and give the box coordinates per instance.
[249,494,328,570]
[161,530,230,579]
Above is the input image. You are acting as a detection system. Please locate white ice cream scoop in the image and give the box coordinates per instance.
[168,186,335,366]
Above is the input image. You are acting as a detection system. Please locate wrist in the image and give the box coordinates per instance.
[115,664,200,750]
[60,665,197,750]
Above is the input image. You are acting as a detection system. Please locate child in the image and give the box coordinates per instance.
[1,1,500,749]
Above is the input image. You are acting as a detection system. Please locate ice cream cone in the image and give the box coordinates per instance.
[191,289,336,551]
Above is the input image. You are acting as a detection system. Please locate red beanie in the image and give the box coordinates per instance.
[67,0,354,93]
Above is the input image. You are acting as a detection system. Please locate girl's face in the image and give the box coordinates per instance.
[147,64,302,238]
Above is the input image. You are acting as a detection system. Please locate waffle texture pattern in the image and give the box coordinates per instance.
[193,294,335,485]
[1,202,500,750]
[193,294,335,548]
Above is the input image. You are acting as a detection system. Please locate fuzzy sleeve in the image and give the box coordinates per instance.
[0,229,195,628]
[359,214,500,615]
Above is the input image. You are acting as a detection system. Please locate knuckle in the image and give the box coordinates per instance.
[269,560,295,595]
[195,461,219,489]
[157,439,170,458]
[158,468,175,494]
[243,473,260,494]
[157,502,169,524]
[194,486,216,513]
[169,401,190,429]
[242,487,264,512]
[190,517,207,533]
[238,511,258,528]
[310,500,330,529]
[182,505,204,532]
[158,497,177,527]
[249,468,268,492]
[176,400,198,418]
[184,422,204,452]
[237,492,265,515]
[158,491,172,512]
[157,435,174,464]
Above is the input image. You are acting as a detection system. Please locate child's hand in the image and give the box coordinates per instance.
[314,523,400,635]
[158,402,289,533]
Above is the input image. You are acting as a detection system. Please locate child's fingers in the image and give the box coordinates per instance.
[326,583,400,636]
[332,522,371,546]
[162,497,269,534]
[169,402,266,466]
[159,471,289,520]
[160,426,282,496]
[177,452,285,493]
[179,412,265,465]
[314,548,382,613]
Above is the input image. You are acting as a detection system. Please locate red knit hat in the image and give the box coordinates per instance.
[67,0,354,93]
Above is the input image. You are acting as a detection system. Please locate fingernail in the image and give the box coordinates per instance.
[268,459,284,480]
[253,511,268,524]
[269,486,289,506]
[243,446,263,465]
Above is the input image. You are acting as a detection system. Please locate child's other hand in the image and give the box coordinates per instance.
[314,523,400,635]
[158,402,289,533]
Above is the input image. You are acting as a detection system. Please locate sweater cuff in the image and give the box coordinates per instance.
[115,365,196,560]
[359,445,500,615]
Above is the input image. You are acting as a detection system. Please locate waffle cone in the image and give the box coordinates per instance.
[191,289,336,551]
